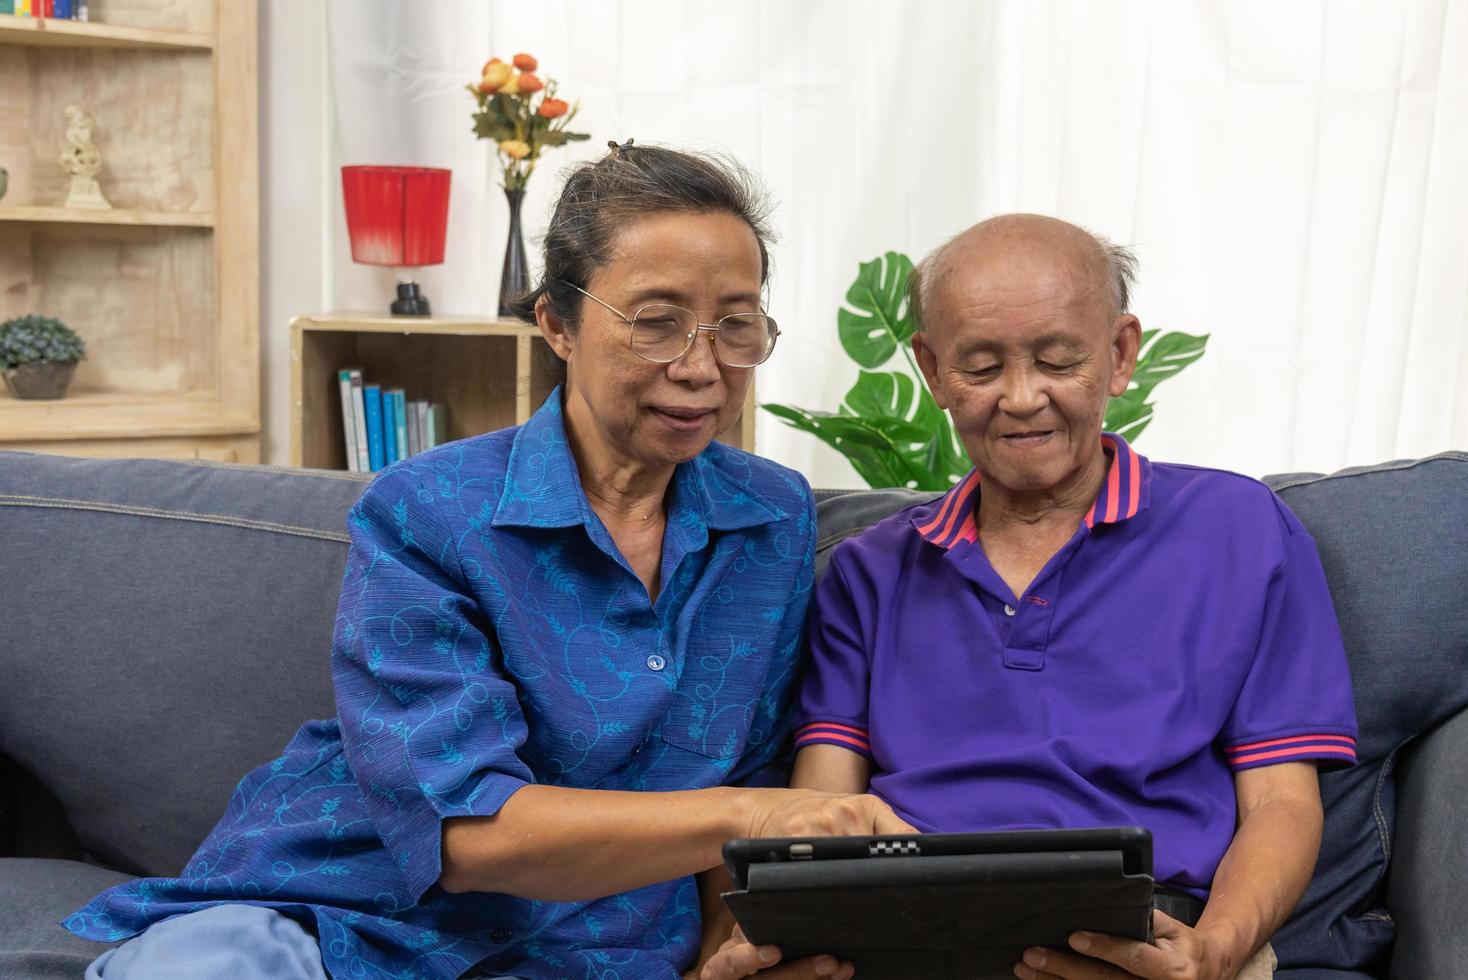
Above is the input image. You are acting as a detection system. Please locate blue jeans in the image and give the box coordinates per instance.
[84,903,526,979]
[85,904,328,979]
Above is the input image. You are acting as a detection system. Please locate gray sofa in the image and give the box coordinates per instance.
[1,449,1465,980]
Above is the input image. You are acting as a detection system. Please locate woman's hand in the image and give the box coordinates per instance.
[696,926,855,980]
[689,789,911,978]
[740,787,918,838]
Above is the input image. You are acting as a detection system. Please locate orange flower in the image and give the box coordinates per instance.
[517,73,544,94]
[480,61,513,92]
[499,139,531,160]
[481,57,503,76]
[537,97,570,119]
[513,53,538,72]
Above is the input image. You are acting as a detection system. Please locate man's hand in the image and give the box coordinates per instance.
[696,925,855,980]
[741,788,918,838]
[1012,910,1225,980]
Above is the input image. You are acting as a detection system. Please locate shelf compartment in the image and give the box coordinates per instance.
[291,313,755,471]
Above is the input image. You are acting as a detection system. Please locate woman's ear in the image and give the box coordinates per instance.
[536,293,574,362]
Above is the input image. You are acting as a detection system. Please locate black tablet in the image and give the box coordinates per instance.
[722,826,1154,980]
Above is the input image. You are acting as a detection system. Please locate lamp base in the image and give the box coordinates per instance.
[390,281,431,316]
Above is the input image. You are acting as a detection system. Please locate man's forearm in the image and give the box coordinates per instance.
[1194,795,1322,974]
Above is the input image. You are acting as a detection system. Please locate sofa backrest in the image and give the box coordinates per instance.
[0,452,370,877]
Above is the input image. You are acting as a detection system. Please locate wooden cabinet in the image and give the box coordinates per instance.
[290,313,757,470]
[0,2,259,462]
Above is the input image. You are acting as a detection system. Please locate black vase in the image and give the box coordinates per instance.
[498,187,529,317]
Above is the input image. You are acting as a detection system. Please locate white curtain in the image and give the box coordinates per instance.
[300,0,1468,485]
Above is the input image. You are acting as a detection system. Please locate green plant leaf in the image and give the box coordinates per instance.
[763,404,946,490]
[836,252,915,369]
[839,370,969,486]
[1103,389,1155,442]
[1127,331,1208,401]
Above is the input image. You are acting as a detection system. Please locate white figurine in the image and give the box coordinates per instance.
[59,105,112,210]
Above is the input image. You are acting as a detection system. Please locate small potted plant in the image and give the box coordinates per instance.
[0,314,86,400]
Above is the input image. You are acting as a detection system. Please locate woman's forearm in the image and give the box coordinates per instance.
[439,779,911,902]
[439,784,748,900]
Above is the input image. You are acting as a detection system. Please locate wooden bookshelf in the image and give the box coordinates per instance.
[0,1,258,463]
[291,313,758,470]
[0,13,214,51]
[0,205,213,226]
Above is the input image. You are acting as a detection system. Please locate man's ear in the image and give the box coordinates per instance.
[536,294,575,362]
[1108,314,1142,399]
[912,332,949,410]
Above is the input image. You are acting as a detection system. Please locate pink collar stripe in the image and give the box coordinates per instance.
[914,433,1150,550]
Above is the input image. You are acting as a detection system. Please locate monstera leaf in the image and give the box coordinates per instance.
[837,252,916,368]
[763,404,943,489]
[1103,329,1210,443]
[1126,330,1209,402]
[840,370,967,488]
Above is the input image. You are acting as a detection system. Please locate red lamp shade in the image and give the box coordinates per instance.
[341,165,451,267]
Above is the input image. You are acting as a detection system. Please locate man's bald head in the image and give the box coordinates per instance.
[909,214,1137,338]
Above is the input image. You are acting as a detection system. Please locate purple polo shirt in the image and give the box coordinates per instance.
[795,434,1357,898]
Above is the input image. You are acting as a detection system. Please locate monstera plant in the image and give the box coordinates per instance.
[764,252,1208,491]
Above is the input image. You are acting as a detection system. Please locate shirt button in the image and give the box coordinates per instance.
[1003,604,1016,617]
[647,654,666,671]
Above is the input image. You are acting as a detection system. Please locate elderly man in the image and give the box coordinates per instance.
[703,215,1357,980]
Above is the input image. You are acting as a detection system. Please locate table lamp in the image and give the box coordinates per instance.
[341,165,451,316]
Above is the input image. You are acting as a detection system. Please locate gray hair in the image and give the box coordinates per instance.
[509,141,775,329]
[909,221,1139,331]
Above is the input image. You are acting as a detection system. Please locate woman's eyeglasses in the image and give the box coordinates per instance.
[563,282,780,368]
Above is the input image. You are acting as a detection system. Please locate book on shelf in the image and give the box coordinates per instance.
[426,403,447,449]
[414,400,429,455]
[337,368,360,473]
[348,369,370,472]
[362,384,385,472]
[390,389,409,464]
[405,400,421,457]
[381,389,398,463]
[335,369,447,472]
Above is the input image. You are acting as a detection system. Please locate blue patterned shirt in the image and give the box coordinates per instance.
[66,391,817,980]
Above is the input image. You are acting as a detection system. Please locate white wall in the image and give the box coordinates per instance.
[259,0,329,465]
[258,1,1468,483]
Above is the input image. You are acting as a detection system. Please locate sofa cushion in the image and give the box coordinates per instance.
[0,858,133,980]
[1385,705,1468,979]
[0,453,370,878]
[1265,454,1468,975]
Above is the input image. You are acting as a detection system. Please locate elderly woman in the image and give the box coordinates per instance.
[65,142,907,980]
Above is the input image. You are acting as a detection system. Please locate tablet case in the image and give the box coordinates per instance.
[722,829,1154,980]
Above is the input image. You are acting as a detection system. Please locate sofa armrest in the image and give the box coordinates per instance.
[1386,704,1468,978]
